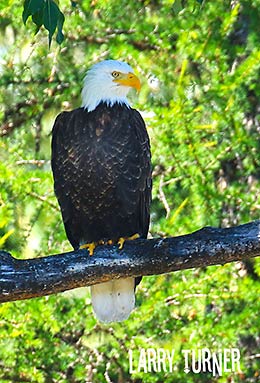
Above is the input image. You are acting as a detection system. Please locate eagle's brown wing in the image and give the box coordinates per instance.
[51,103,152,250]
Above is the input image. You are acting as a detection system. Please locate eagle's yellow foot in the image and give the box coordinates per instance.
[80,242,96,256]
[118,233,140,250]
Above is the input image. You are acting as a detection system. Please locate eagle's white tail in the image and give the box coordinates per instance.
[90,277,135,323]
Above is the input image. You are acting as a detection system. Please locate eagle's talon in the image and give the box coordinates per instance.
[118,237,125,250]
[129,233,140,241]
[80,242,96,256]
[118,233,140,250]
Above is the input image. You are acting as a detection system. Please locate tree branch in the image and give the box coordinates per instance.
[0,220,260,303]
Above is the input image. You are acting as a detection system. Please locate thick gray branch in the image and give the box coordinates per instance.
[0,220,260,303]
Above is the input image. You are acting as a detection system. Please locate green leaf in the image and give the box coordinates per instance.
[56,11,65,44]
[32,8,44,33]
[22,0,45,25]
[43,0,64,47]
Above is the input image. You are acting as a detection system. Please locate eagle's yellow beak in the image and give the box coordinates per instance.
[113,72,141,92]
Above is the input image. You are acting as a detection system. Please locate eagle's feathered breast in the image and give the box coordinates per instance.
[51,103,151,250]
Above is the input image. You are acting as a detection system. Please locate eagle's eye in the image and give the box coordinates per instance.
[112,71,120,78]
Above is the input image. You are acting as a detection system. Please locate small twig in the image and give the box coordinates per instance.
[246,354,260,360]
[158,174,171,218]
[28,191,59,211]
[16,160,49,167]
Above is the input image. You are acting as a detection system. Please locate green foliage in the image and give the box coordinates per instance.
[0,0,260,382]
[23,0,65,45]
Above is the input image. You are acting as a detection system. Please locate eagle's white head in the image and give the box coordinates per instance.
[81,60,141,112]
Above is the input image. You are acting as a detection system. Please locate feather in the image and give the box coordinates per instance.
[90,278,135,323]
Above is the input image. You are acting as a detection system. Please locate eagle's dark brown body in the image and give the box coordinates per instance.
[51,103,152,251]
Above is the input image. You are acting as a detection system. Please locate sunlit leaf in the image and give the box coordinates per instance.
[0,229,14,247]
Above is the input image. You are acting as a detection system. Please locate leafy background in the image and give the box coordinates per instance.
[0,0,260,382]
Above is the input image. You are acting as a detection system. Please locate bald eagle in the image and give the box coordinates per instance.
[51,60,152,322]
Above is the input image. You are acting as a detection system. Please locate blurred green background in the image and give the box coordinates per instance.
[0,0,260,382]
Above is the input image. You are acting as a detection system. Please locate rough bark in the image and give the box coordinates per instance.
[0,220,260,303]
